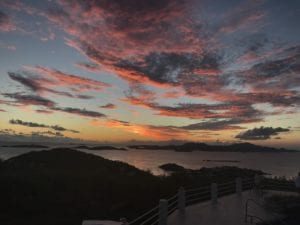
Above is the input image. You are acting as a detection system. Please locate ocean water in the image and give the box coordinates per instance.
[1,146,300,178]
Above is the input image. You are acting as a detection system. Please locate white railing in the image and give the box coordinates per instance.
[127,177,254,225]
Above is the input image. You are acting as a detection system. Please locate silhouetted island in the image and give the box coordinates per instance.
[74,145,127,151]
[203,159,240,163]
[159,163,187,172]
[0,148,264,225]
[129,142,296,152]
[1,144,48,148]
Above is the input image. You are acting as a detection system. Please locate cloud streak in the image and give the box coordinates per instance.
[2,93,56,107]
[2,93,106,119]
[52,107,106,118]
[8,67,110,99]
[9,119,79,133]
[99,103,116,109]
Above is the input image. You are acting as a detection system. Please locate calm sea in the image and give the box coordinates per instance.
[1,146,300,178]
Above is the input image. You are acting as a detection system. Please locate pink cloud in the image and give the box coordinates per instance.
[0,11,16,32]
[163,91,182,99]
[8,67,111,99]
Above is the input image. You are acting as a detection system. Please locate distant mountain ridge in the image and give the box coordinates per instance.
[128,142,297,152]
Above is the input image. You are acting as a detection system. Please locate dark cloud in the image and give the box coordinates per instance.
[99,103,116,109]
[75,62,101,72]
[116,52,221,85]
[235,126,290,140]
[0,109,7,112]
[76,94,94,100]
[10,119,48,128]
[2,93,104,119]
[9,119,79,133]
[8,71,44,92]
[52,107,106,118]
[181,119,244,131]
[2,93,56,107]
[40,131,64,137]
[35,109,53,114]
[0,130,78,143]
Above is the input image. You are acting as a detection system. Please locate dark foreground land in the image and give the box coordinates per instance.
[0,148,264,225]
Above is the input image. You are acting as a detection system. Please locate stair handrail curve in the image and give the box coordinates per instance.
[245,198,288,225]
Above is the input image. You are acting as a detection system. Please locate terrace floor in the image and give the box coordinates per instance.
[168,190,281,225]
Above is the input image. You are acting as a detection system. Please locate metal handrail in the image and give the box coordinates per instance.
[246,214,272,225]
[186,185,210,193]
[140,212,159,225]
[186,190,210,199]
[128,205,159,225]
[167,193,178,202]
[219,181,236,187]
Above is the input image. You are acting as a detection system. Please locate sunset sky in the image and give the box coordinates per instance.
[0,0,299,149]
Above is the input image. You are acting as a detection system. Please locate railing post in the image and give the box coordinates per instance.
[178,186,186,215]
[158,199,168,225]
[211,183,218,204]
[236,177,242,196]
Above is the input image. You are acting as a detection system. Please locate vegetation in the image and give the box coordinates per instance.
[0,148,263,225]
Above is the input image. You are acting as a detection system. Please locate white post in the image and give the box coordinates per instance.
[236,177,242,196]
[211,183,218,204]
[158,199,168,225]
[178,186,186,215]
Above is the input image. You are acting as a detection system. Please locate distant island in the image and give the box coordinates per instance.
[1,142,296,153]
[203,159,240,163]
[129,142,297,152]
[0,144,127,151]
